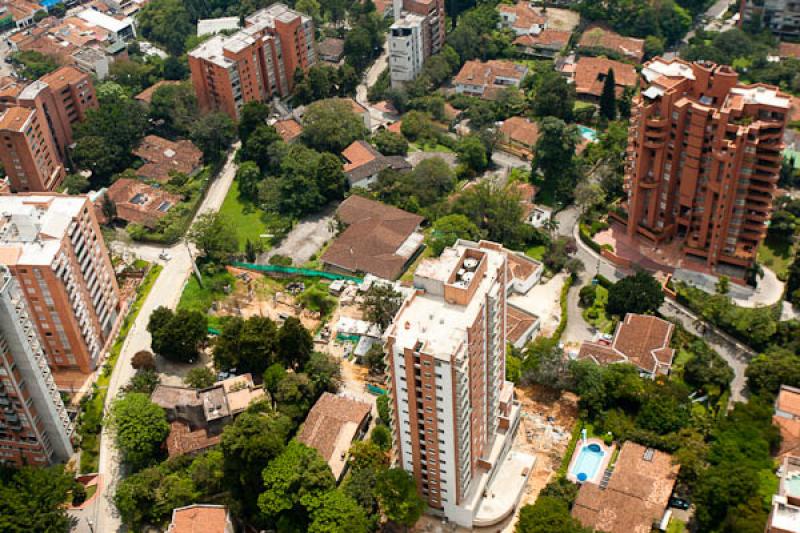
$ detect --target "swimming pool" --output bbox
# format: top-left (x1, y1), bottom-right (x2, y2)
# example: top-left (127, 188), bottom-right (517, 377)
top-left (570, 443), bottom-right (605, 483)
top-left (39, 0), bottom-right (63, 8)
top-left (578, 125), bottom-right (598, 143)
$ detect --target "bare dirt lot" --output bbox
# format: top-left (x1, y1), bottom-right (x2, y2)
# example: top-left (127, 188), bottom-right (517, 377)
top-left (263, 204), bottom-right (336, 264)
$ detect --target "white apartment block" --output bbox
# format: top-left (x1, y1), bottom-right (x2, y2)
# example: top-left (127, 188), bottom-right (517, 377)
top-left (0, 194), bottom-right (120, 376)
top-left (385, 242), bottom-right (534, 528)
top-left (0, 265), bottom-right (74, 466)
top-left (389, 13), bottom-right (427, 87)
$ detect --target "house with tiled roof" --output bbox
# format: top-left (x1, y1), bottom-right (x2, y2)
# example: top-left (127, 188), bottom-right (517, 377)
top-left (273, 117), bottom-right (304, 143)
top-left (297, 392), bottom-right (372, 481)
top-left (499, 116), bottom-right (539, 159)
top-left (321, 195), bottom-right (425, 279)
top-left (565, 56), bottom-right (638, 102)
top-left (774, 385), bottom-right (800, 459)
top-left (341, 140), bottom-right (411, 188)
top-left (101, 178), bottom-right (182, 228)
top-left (497, 2), bottom-right (547, 35)
top-left (779, 42), bottom-right (800, 59)
top-left (578, 25), bottom-right (645, 63)
top-left (454, 60), bottom-right (528, 100)
top-left (572, 442), bottom-right (679, 533)
top-left (514, 29), bottom-right (571, 58)
top-left (577, 314), bottom-right (675, 378)
top-left (133, 135), bottom-right (203, 183)
top-left (167, 504), bottom-right (233, 533)
top-left (317, 37), bottom-right (345, 63)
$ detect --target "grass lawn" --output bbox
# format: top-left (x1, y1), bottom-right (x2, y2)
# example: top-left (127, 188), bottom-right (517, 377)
top-left (526, 244), bottom-right (546, 261)
top-left (219, 180), bottom-right (272, 252)
top-left (408, 141), bottom-right (454, 153)
top-left (582, 285), bottom-right (614, 333)
top-left (574, 100), bottom-right (595, 111)
top-left (177, 268), bottom-right (235, 330)
top-left (666, 518), bottom-right (687, 533)
top-left (758, 237), bottom-right (794, 278)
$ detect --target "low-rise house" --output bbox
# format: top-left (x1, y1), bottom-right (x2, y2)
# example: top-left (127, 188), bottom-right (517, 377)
top-left (766, 455), bottom-right (800, 533)
top-left (317, 37), bottom-right (345, 63)
top-left (566, 56), bottom-right (637, 101)
top-left (499, 116), bottom-right (539, 159)
top-left (779, 42), bottom-right (800, 59)
top-left (321, 195), bottom-right (425, 280)
top-left (577, 25), bottom-right (645, 63)
top-left (273, 117), bottom-right (304, 143)
top-left (167, 505), bottom-right (234, 533)
top-left (297, 392), bottom-right (372, 481)
top-left (151, 374), bottom-right (265, 456)
top-left (341, 140), bottom-right (411, 188)
top-left (774, 385), bottom-right (800, 459)
top-left (135, 80), bottom-right (182, 104)
top-left (514, 29), bottom-right (571, 58)
top-left (76, 8), bottom-right (136, 42)
top-left (133, 135), bottom-right (203, 183)
top-left (497, 2), bottom-right (547, 36)
top-left (576, 314), bottom-right (676, 378)
top-left (454, 60), bottom-right (528, 100)
top-left (0, 0), bottom-right (42, 29)
top-left (572, 442), bottom-right (679, 533)
top-left (514, 182), bottom-right (552, 229)
top-left (101, 178), bottom-right (182, 228)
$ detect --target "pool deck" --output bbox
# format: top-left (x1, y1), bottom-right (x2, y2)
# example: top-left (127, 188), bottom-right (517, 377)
top-left (566, 437), bottom-right (615, 485)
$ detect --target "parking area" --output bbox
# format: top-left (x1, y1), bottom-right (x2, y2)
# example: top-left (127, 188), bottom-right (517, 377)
top-left (263, 204), bottom-right (336, 264)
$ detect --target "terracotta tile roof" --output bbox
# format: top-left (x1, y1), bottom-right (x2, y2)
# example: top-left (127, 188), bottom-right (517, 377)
top-left (572, 442), bottom-right (679, 533)
top-left (343, 97), bottom-right (368, 116)
top-left (500, 116), bottom-right (540, 147)
top-left (514, 29), bottom-right (571, 50)
top-left (104, 178), bottom-right (182, 227)
top-left (317, 37), bottom-right (345, 61)
top-left (373, 100), bottom-right (399, 115)
top-left (168, 504), bottom-right (231, 533)
top-left (577, 313), bottom-right (675, 375)
top-left (0, 106), bottom-right (34, 132)
top-left (443, 103), bottom-right (461, 120)
top-left (321, 195), bottom-right (424, 279)
top-left (779, 42), bottom-right (800, 59)
top-left (134, 80), bottom-right (182, 104)
top-left (778, 385), bottom-right (800, 417)
top-left (498, 2), bottom-right (546, 32)
top-left (39, 66), bottom-right (89, 89)
top-left (506, 304), bottom-right (538, 345)
top-left (387, 120), bottom-right (403, 134)
top-left (578, 25), bottom-right (645, 61)
top-left (454, 60), bottom-right (528, 96)
top-left (133, 135), bottom-right (203, 183)
top-left (165, 420), bottom-right (222, 458)
top-left (274, 118), bottom-right (303, 142)
top-left (297, 392), bottom-right (371, 478)
top-left (574, 56), bottom-right (637, 98)
top-left (775, 416), bottom-right (800, 458)
top-left (341, 140), bottom-right (410, 184)
top-left (2, 0), bottom-right (41, 21)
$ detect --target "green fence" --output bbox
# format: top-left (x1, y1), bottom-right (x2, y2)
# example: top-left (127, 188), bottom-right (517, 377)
top-left (230, 262), bottom-right (363, 282)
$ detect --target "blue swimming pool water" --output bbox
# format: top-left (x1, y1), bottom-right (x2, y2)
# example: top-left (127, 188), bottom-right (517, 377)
top-left (39, 0), bottom-right (63, 8)
top-left (578, 125), bottom-right (598, 143)
top-left (571, 443), bottom-right (605, 482)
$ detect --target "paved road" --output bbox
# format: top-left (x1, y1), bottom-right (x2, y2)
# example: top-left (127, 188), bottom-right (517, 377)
top-left (355, 42), bottom-right (391, 131)
top-left (683, 0), bottom-right (734, 43)
top-left (556, 207), bottom-right (752, 404)
top-left (74, 146), bottom-right (240, 533)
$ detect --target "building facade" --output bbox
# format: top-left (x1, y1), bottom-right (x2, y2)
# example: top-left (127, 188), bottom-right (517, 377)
top-left (0, 194), bottom-right (121, 375)
top-left (188, 3), bottom-right (316, 119)
top-left (388, 0), bottom-right (445, 87)
top-left (0, 67), bottom-right (97, 192)
top-left (385, 242), bottom-right (529, 527)
top-left (0, 265), bottom-right (74, 466)
top-left (616, 58), bottom-right (790, 281)
top-left (741, 0), bottom-right (800, 39)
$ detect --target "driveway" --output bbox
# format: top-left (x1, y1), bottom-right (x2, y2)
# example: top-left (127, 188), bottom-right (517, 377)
top-left (355, 41), bottom-right (391, 131)
top-left (407, 151), bottom-right (458, 168)
top-left (263, 204), bottom-right (337, 264)
top-left (509, 273), bottom-right (567, 338)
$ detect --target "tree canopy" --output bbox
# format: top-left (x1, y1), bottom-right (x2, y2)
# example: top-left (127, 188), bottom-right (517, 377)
top-left (0, 465), bottom-right (78, 533)
top-left (109, 392), bottom-right (170, 471)
top-left (147, 306), bottom-right (208, 363)
top-left (302, 98), bottom-right (367, 153)
top-left (606, 271), bottom-right (664, 316)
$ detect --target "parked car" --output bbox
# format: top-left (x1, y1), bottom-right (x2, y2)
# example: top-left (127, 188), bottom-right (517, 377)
top-left (669, 496), bottom-right (691, 510)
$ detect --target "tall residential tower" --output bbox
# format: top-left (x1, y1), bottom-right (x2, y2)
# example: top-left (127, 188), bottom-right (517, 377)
top-left (614, 58), bottom-right (790, 282)
top-left (388, 0), bottom-right (445, 87)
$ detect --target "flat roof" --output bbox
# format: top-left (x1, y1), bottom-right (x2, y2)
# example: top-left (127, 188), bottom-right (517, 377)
top-left (77, 8), bottom-right (132, 33)
top-left (197, 16), bottom-right (240, 36)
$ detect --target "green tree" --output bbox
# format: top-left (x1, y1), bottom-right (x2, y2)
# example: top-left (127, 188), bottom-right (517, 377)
top-left (305, 351), bottom-right (342, 395)
top-left (213, 315), bottom-right (278, 374)
top-left (522, 337), bottom-right (572, 390)
top-left (302, 98), bottom-right (366, 153)
top-left (276, 317), bottom-right (314, 370)
top-left (10, 50), bottom-right (59, 79)
top-left (137, 0), bottom-right (193, 55)
top-left (746, 347), bottom-right (800, 395)
top-left (344, 26), bottom-right (374, 72)
top-left (516, 495), bottom-right (590, 533)
top-left (188, 212), bottom-right (239, 262)
top-left (606, 271), bottom-right (664, 316)
top-left (599, 68), bottom-right (617, 121)
top-left (258, 441), bottom-right (337, 529)
top-left (451, 182), bottom-right (532, 249)
top-left (376, 394), bottom-right (391, 425)
top-left (457, 134), bottom-right (490, 174)
top-left (274, 372), bottom-right (316, 423)
top-left (184, 366), bottom-right (216, 388)
top-left (308, 489), bottom-right (370, 533)
top-left (72, 137), bottom-right (121, 183)
top-left (109, 393), bottom-right (170, 471)
top-left (0, 465), bottom-right (78, 533)
top-left (241, 124), bottom-right (282, 172)
top-left (236, 160), bottom-right (263, 201)
top-left (148, 82), bottom-right (198, 135)
top-left (124, 368), bottom-right (161, 394)
top-left (62, 173), bottom-right (90, 194)
top-left (370, 424), bottom-right (392, 451)
top-left (533, 117), bottom-right (580, 204)
top-left (238, 101), bottom-right (271, 143)
top-left (683, 341), bottom-right (734, 392)
top-left (109, 60), bottom-right (156, 93)
top-left (532, 70), bottom-right (575, 122)
top-left (342, 441), bottom-right (389, 519)
top-left (190, 112), bottom-right (236, 162)
top-left (361, 284), bottom-right (403, 330)
top-left (428, 214), bottom-right (483, 256)
top-left (221, 411), bottom-right (293, 516)
top-left (376, 468), bottom-right (425, 529)
top-left (147, 307), bottom-right (208, 363)
top-left (372, 130), bottom-right (409, 156)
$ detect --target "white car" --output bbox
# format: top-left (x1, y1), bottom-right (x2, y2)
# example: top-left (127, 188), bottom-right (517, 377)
top-left (158, 251), bottom-right (171, 261)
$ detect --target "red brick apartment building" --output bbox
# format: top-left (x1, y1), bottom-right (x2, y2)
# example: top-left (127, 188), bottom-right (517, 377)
top-left (0, 66), bottom-right (97, 192)
top-left (188, 3), bottom-right (316, 119)
top-left (0, 194), bottom-right (121, 378)
top-left (616, 57), bottom-right (791, 281)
